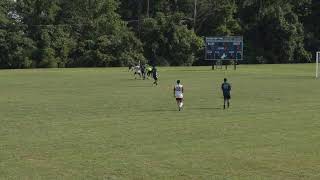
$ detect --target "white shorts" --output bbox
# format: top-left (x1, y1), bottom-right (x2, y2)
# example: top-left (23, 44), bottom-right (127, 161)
top-left (175, 94), bottom-right (183, 99)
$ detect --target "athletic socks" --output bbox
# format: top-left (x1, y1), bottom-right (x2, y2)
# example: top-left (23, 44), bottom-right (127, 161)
top-left (178, 102), bottom-right (183, 111)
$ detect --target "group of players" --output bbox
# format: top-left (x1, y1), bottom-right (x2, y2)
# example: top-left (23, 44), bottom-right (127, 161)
top-left (129, 63), bottom-right (159, 85)
top-left (129, 64), bottom-right (232, 111)
top-left (173, 78), bottom-right (232, 111)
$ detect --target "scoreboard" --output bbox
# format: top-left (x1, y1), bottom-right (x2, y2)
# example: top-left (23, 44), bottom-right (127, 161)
top-left (205, 36), bottom-right (243, 61)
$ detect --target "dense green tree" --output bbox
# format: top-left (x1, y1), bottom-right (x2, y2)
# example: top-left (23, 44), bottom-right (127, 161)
top-left (303, 0), bottom-right (320, 61)
top-left (0, 0), bottom-right (9, 24)
top-left (15, 0), bottom-right (71, 67)
top-left (0, 0), bottom-right (319, 68)
top-left (141, 13), bottom-right (203, 66)
top-left (0, 0), bottom-right (35, 69)
top-left (0, 27), bottom-right (36, 69)
top-left (58, 0), bottom-right (145, 67)
top-left (239, 0), bottom-right (311, 63)
top-left (11, 0), bottom-right (145, 68)
top-left (194, 0), bottom-right (241, 36)
top-left (118, 0), bottom-right (145, 20)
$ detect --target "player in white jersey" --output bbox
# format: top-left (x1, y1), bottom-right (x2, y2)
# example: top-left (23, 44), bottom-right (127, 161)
top-left (173, 80), bottom-right (184, 111)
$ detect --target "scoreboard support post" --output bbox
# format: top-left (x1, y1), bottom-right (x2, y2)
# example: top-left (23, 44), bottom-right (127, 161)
top-left (212, 60), bottom-right (215, 70)
top-left (211, 60), bottom-right (237, 70)
top-left (316, 52), bottom-right (320, 79)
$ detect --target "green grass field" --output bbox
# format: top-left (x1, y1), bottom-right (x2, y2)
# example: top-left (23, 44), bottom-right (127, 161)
top-left (1, 64), bottom-right (320, 180)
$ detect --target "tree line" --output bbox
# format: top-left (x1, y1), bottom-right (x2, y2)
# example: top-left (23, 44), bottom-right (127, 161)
top-left (0, 0), bottom-right (319, 69)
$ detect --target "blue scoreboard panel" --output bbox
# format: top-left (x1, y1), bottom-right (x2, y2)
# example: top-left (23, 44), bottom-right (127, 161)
top-left (205, 36), bottom-right (243, 60)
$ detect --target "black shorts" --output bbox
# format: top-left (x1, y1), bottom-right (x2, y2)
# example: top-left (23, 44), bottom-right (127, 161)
top-left (176, 98), bottom-right (183, 101)
top-left (224, 94), bottom-right (231, 100)
top-left (153, 76), bottom-right (158, 80)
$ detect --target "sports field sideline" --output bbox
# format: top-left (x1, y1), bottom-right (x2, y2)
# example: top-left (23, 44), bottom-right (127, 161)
top-left (0, 64), bottom-right (320, 179)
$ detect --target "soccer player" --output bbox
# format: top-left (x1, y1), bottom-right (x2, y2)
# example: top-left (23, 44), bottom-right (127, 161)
top-left (141, 64), bottom-right (146, 80)
top-left (221, 78), bottom-right (231, 109)
top-left (128, 63), bottom-right (133, 71)
top-left (152, 66), bottom-right (158, 86)
top-left (133, 65), bottom-right (141, 79)
top-left (146, 66), bottom-right (152, 78)
top-left (174, 80), bottom-right (184, 111)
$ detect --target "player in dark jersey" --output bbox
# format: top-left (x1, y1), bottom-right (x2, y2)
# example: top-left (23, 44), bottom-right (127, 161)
top-left (141, 64), bottom-right (146, 80)
top-left (152, 66), bottom-right (158, 86)
top-left (128, 63), bottom-right (133, 71)
top-left (221, 78), bottom-right (231, 109)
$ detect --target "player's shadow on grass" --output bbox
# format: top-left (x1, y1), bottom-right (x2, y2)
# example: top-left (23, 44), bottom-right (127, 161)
top-left (127, 85), bottom-right (153, 88)
top-left (195, 107), bottom-right (222, 110)
top-left (150, 107), bottom-right (222, 112)
top-left (149, 109), bottom-right (178, 112)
